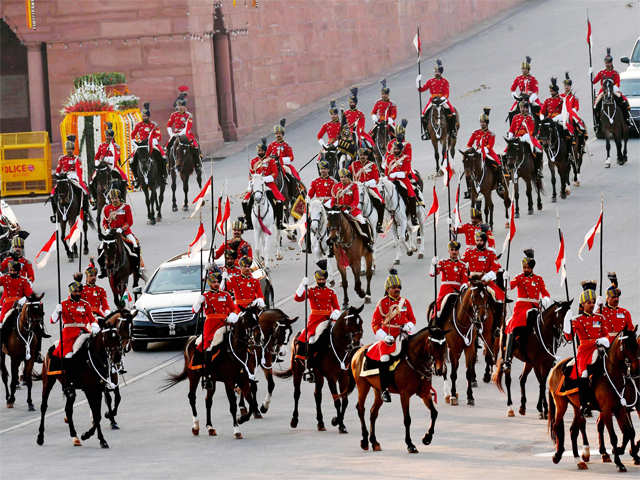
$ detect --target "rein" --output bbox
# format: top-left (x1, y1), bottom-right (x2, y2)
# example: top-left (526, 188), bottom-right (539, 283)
top-left (329, 316), bottom-right (360, 370)
top-left (55, 179), bottom-right (75, 222)
top-left (430, 104), bottom-right (443, 140)
top-left (601, 342), bottom-right (638, 408)
top-left (87, 332), bottom-right (117, 390)
top-left (227, 323), bottom-right (257, 381)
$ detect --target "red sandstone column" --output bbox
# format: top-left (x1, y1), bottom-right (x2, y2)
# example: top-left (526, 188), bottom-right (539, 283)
top-left (26, 43), bottom-right (47, 132)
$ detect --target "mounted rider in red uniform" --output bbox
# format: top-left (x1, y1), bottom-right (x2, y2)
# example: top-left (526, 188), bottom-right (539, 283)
top-left (293, 260), bottom-right (341, 375)
top-left (89, 122), bottom-right (128, 203)
top-left (502, 249), bottom-right (551, 371)
top-left (592, 48), bottom-right (633, 131)
top-left (242, 138), bottom-right (285, 231)
top-left (349, 147), bottom-right (385, 233)
top-left (220, 249), bottom-right (241, 292)
top-left (540, 77), bottom-right (564, 121)
top-left (267, 119), bottom-right (302, 183)
top-left (461, 228), bottom-right (504, 302)
top-left (370, 79), bottom-right (397, 140)
top-left (0, 260), bottom-right (34, 325)
top-left (384, 141), bottom-right (418, 226)
top-left (465, 108), bottom-right (506, 197)
top-left (417, 59), bottom-right (459, 138)
top-left (130, 102), bottom-right (166, 188)
top-left (214, 218), bottom-right (253, 262)
top-left (429, 240), bottom-right (469, 322)
top-left (599, 272), bottom-right (633, 338)
top-left (308, 160), bottom-right (337, 205)
top-left (78, 260), bottom-right (110, 318)
top-left (317, 100), bottom-right (342, 152)
top-left (366, 269), bottom-right (417, 402)
top-left (509, 56), bottom-right (542, 114)
top-left (452, 207), bottom-right (496, 251)
top-left (331, 169), bottom-right (373, 249)
top-left (0, 236), bottom-right (34, 283)
top-left (560, 72), bottom-right (587, 139)
top-left (344, 88), bottom-right (374, 147)
top-left (507, 97), bottom-right (544, 179)
top-left (225, 256), bottom-right (265, 310)
top-left (385, 119), bottom-right (413, 160)
top-left (51, 134), bottom-right (89, 206)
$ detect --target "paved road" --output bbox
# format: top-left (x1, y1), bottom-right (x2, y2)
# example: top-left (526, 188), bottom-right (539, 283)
top-left (2, 0), bottom-right (640, 477)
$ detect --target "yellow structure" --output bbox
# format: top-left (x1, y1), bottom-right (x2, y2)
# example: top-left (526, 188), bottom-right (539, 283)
top-left (0, 131), bottom-right (51, 197)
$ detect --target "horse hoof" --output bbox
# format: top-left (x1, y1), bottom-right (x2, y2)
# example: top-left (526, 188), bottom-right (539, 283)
top-left (290, 418), bottom-right (298, 429)
top-left (519, 407), bottom-right (526, 416)
top-left (239, 407), bottom-right (248, 417)
top-left (617, 464), bottom-right (627, 473)
top-left (393, 259), bottom-right (400, 265)
top-left (6, 403), bottom-right (13, 408)
top-left (602, 453), bottom-right (612, 463)
top-left (581, 448), bottom-right (590, 463)
top-left (28, 403), bottom-right (35, 412)
top-left (208, 427), bottom-right (217, 436)
top-left (260, 405), bottom-right (268, 414)
top-left (364, 296), bottom-right (371, 304)
top-left (574, 181), bottom-right (581, 187)
top-left (276, 254), bottom-right (283, 260)
top-left (577, 461), bottom-right (588, 470)
top-left (538, 412), bottom-right (544, 420)
top-left (182, 205), bottom-right (189, 212)
top-left (515, 212), bottom-right (520, 219)
top-left (361, 440), bottom-right (369, 451)
top-left (83, 248), bottom-right (89, 255)
top-left (234, 432), bottom-right (243, 439)
top-left (253, 412), bottom-right (263, 420)
top-left (445, 395), bottom-right (450, 404)
top-left (450, 397), bottom-right (458, 406)
top-left (36, 434), bottom-right (44, 446)
top-left (552, 452), bottom-right (562, 464)
top-left (407, 444), bottom-right (419, 454)
top-left (67, 257), bottom-right (75, 263)
top-left (551, 196), bottom-right (557, 203)
top-left (64, 416), bottom-right (68, 424)
top-left (604, 161), bottom-right (611, 169)
top-left (527, 209), bottom-right (533, 215)
top-left (331, 417), bottom-right (338, 427)
top-left (483, 373), bottom-right (491, 383)
top-left (372, 443), bottom-right (382, 452)
top-left (81, 431), bottom-right (91, 441)
top-left (338, 425), bottom-right (348, 434)
top-left (172, 205), bottom-right (178, 212)
top-left (72, 437), bottom-right (82, 447)
top-left (471, 380), bottom-right (478, 388)
top-left (537, 203), bottom-right (543, 211)
top-left (156, 214), bottom-right (162, 221)
top-left (317, 423), bottom-right (326, 432)
top-left (192, 427), bottom-right (199, 436)
top-left (100, 440), bottom-right (109, 449)
top-left (467, 398), bottom-right (475, 406)
top-left (418, 253), bottom-right (424, 259)
top-left (422, 434), bottom-right (432, 445)
top-left (407, 251), bottom-right (413, 257)
top-left (507, 408), bottom-right (515, 417)
top-left (111, 423), bottom-right (119, 430)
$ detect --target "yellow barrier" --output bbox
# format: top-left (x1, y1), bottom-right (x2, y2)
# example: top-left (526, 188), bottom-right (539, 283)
top-left (0, 131), bottom-right (52, 197)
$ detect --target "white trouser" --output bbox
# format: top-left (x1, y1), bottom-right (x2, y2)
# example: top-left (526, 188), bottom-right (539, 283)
top-left (195, 325), bottom-right (230, 351)
top-left (58, 333), bottom-right (90, 358)
top-left (379, 336), bottom-right (403, 362)
top-left (126, 233), bottom-right (138, 248)
top-left (581, 350), bottom-right (599, 378)
top-left (308, 320), bottom-right (330, 344)
top-left (518, 133), bottom-right (541, 153)
top-left (354, 213), bottom-right (366, 224)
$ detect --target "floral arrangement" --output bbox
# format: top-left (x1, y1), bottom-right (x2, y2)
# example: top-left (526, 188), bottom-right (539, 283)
top-left (62, 79), bottom-right (139, 113)
top-left (73, 72), bottom-right (126, 88)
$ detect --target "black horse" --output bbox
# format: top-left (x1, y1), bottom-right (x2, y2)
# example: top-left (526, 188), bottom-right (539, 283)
top-left (51, 174), bottom-right (92, 261)
top-left (133, 141), bottom-right (166, 224)
top-left (168, 135), bottom-right (202, 212)
top-left (503, 137), bottom-right (543, 217)
top-left (538, 118), bottom-right (571, 202)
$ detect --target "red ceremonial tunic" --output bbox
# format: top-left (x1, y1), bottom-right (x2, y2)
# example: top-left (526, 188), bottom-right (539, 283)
top-left (568, 312), bottom-right (608, 377)
top-left (370, 100), bottom-right (397, 123)
top-left (308, 177), bottom-right (336, 200)
top-left (349, 160), bottom-right (382, 202)
top-left (467, 129), bottom-right (502, 164)
top-left (294, 285), bottom-right (340, 342)
top-left (81, 284), bottom-right (110, 317)
top-left (226, 274), bottom-right (263, 309)
top-left (385, 139), bottom-right (413, 163)
top-left (222, 265), bottom-right (241, 291)
top-left (366, 295), bottom-right (416, 361)
top-left (560, 91), bottom-right (585, 133)
top-left (213, 239), bottom-right (253, 261)
top-left (132, 120), bottom-right (165, 156)
top-left (419, 76), bottom-right (454, 113)
top-left (244, 155), bottom-right (285, 202)
top-left (430, 258), bottom-right (469, 311)
top-left (51, 297), bottom-right (96, 358)
top-left (510, 74), bottom-right (541, 109)
top-left (508, 113), bottom-right (543, 150)
top-left (266, 141), bottom-right (301, 182)
top-left (0, 274), bottom-right (34, 323)
top-left (592, 68), bottom-right (621, 94)
top-left (94, 141), bottom-right (127, 180)
top-left (601, 305), bottom-right (633, 338)
top-left (453, 223), bottom-right (496, 249)
top-left (193, 290), bottom-right (238, 352)
top-left (0, 256), bottom-right (35, 283)
top-left (102, 203), bottom-right (134, 236)
top-left (461, 247), bottom-right (504, 301)
top-left (167, 111), bottom-right (199, 148)
top-left (53, 154), bottom-right (88, 194)
top-left (344, 108), bottom-right (365, 134)
top-left (317, 121), bottom-right (342, 144)
top-left (331, 182), bottom-right (361, 217)
top-left (540, 96), bottom-right (563, 118)
top-left (384, 153), bottom-right (416, 197)
top-left (506, 273), bottom-right (550, 333)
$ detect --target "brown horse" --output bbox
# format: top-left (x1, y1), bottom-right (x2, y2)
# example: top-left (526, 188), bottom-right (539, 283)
top-left (37, 326), bottom-right (124, 448)
top-left (503, 137), bottom-right (543, 217)
top-left (275, 305), bottom-right (364, 433)
top-left (51, 174), bottom-right (92, 261)
top-left (161, 308), bottom-right (261, 439)
top-left (351, 326), bottom-right (448, 453)
top-left (326, 209), bottom-right (373, 307)
top-left (537, 118), bottom-right (571, 202)
top-left (0, 293), bottom-right (45, 410)
top-left (101, 229), bottom-right (141, 309)
top-left (599, 78), bottom-right (629, 166)
top-left (169, 134), bottom-right (202, 212)
top-left (548, 326), bottom-right (640, 471)
top-left (423, 97), bottom-right (458, 173)
top-left (493, 300), bottom-right (572, 418)
top-left (460, 148), bottom-right (510, 229)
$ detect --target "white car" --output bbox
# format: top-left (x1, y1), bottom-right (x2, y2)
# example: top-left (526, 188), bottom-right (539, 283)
top-left (620, 70), bottom-right (640, 134)
top-left (620, 36), bottom-right (640, 72)
top-left (130, 252), bottom-right (274, 351)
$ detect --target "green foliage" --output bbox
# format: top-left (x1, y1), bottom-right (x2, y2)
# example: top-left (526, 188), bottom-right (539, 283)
top-left (74, 72), bottom-right (127, 88)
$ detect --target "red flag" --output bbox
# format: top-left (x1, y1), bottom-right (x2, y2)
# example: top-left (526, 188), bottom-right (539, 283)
top-left (586, 18), bottom-right (591, 47)
top-left (427, 185), bottom-right (440, 227)
top-left (555, 230), bottom-right (567, 286)
top-left (440, 155), bottom-right (454, 186)
top-left (452, 181), bottom-right (462, 228)
top-left (35, 231), bottom-right (57, 269)
top-left (188, 222), bottom-right (207, 257)
top-left (190, 176), bottom-right (212, 218)
top-left (216, 197), bottom-right (231, 235)
top-left (502, 202), bottom-right (516, 255)
top-left (413, 28), bottom-right (422, 55)
top-left (64, 210), bottom-right (84, 247)
top-left (578, 208), bottom-right (602, 260)
top-left (215, 196), bottom-right (222, 230)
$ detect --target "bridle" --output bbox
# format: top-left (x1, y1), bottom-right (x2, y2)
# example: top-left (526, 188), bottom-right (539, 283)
top-left (15, 300), bottom-right (44, 361)
top-left (309, 202), bottom-right (329, 255)
top-left (601, 78), bottom-right (617, 126)
top-left (327, 210), bottom-right (352, 250)
top-left (463, 150), bottom-right (485, 195)
top-left (54, 176), bottom-right (75, 222)
top-left (227, 309), bottom-right (262, 381)
top-left (329, 309), bottom-right (363, 370)
top-left (259, 318), bottom-right (293, 369)
top-left (539, 119), bottom-right (561, 164)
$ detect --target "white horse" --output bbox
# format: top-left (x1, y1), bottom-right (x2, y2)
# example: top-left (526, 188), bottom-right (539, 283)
top-left (379, 176), bottom-right (419, 264)
top-left (307, 198), bottom-right (336, 282)
top-left (249, 174), bottom-right (281, 268)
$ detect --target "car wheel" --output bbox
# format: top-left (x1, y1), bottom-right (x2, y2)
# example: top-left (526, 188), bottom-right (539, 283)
top-left (131, 340), bottom-right (148, 352)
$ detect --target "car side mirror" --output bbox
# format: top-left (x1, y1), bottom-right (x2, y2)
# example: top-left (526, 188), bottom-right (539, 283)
top-left (621, 56), bottom-right (630, 64)
top-left (132, 286), bottom-right (142, 300)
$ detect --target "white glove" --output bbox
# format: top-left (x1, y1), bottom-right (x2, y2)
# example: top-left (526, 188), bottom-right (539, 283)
top-left (104, 309), bottom-right (112, 316)
top-left (507, 132), bottom-right (514, 139)
top-left (90, 322), bottom-right (101, 335)
top-left (331, 140), bottom-right (339, 147)
top-left (318, 138), bottom-right (327, 148)
top-left (192, 294), bottom-right (205, 313)
top-left (503, 273), bottom-right (510, 286)
top-left (595, 295), bottom-right (605, 309)
top-left (482, 271), bottom-right (496, 282)
top-left (263, 175), bottom-right (274, 183)
top-left (384, 334), bottom-right (395, 345)
top-left (402, 322), bottom-right (416, 334)
top-left (226, 312), bottom-right (239, 324)
top-left (446, 217), bottom-right (452, 225)
top-left (596, 337), bottom-right (610, 348)
top-left (167, 127), bottom-right (174, 137)
top-left (387, 117), bottom-right (395, 126)
top-left (330, 309), bottom-right (341, 320)
top-left (563, 309), bottom-right (574, 335)
top-left (17, 297), bottom-right (27, 306)
top-left (296, 277), bottom-right (308, 297)
top-left (511, 91), bottom-right (519, 100)
top-left (364, 179), bottom-right (376, 187)
top-left (391, 172), bottom-right (406, 179)
top-left (431, 256), bottom-right (438, 266)
top-left (252, 297), bottom-right (266, 308)
top-left (371, 114), bottom-right (378, 123)
top-left (282, 156), bottom-right (291, 165)
top-left (116, 228), bottom-right (122, 234)
top-left (375, 329), bottom-right (388, 341)
top-left (541, 296), bottom-right (552, 309)
top-left (429, 264), bottom-right (436, 277)
top-left (222, 271), bottom-right (229, 281)
top-left (416, 74), bottom-right (422, 88)
top-left (50, 304), bottom-right (63, 323)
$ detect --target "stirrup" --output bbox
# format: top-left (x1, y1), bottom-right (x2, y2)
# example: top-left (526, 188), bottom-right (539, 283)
top-left (303, 369), bottom-right (315, 383)
top-left (381, 390), bottom-right (392, 403)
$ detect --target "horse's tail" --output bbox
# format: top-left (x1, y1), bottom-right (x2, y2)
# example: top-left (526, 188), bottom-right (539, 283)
top-left (491, 330), bottom-right (505, 393)
top-left (548, 384), bottom-right (557, 442)
top-left (160, 366), bottom-right (189, 392)
top-left (31, 368), bottom-right (42, 381)
top-left (84, 208), bottom-right (96, 230)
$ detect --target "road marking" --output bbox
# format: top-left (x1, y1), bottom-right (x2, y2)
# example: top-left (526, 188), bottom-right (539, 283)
top-left (0, 354), bottom-right (182, 435)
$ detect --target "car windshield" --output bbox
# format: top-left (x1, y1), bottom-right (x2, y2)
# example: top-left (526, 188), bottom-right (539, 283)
top-left (146, 265), bottom-right (201, 294)
top-left (632, 40), bottom-right (640, 63)
top-left (621, 78), bottom-right (640, 97)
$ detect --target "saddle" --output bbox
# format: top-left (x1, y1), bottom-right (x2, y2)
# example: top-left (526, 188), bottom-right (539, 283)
top-left (361, 345), bottom-right (405, 378)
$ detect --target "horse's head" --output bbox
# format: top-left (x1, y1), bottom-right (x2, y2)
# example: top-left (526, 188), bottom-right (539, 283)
top-left (308, 199), bottom-right (326, 237)
top-left (250, 174), bottom-right (266, 202)
top-left (101, 229), bottom-right (124, 275)
top-left (425, 326), bottom-right (449, 376)
top-left (537, 118), bottom-right (556, 145)
top-left (460, 148), bottom-right (481, 173)
top-left (326, 207), bottom-right (342, 236)
top-left (103, 308), bottom-right (135, 357)
top-left (609, 325), bottom-right (640, 377)
top-left (54, 174), bottom-right (73, 203)
top-left (259, 309), bottom-right (297, 360)
top-left (602, 77), bottom-right (615, 100)
top-left (503, 137), bottom-right (523, 164)
top-left (462, 275), bottom-right (492, 326)
top-left (20, 292), bottom-right (45, 336)
top-left (336, 304), bottom-right (364, 349)
top-left (543, 299), bottom-right (572, 339)
top-left (236, 304), bottom-right (262, 352)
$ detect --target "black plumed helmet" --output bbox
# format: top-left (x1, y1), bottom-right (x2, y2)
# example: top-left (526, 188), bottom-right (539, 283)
top-left (550, 77), bottom-right (559, 92)
top-left (380, 78), bottom-right (390, 94)
top-left (480, 107), bottom-right (491, 123)
top-left (605, 47), bottom-right (613, 62)
top-left (564, 71), bottom-right (572, 86)
top-left (316, 259), bottom-right (328, 271)
top-left (257, 137), bottom-right (267, 151)
top-left (329, 99), bottom-right (338, 115)
top-left (435, 58), bottom-right (444, 74)
top-left (581, 280), bottom-right (597, 291)
top-left (349, 87), bottom-right (358, 103)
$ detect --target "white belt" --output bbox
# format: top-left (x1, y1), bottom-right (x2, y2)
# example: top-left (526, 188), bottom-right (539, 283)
top-left (516, 298), bottom-right (539, 303)
top-left (63, 323), bottom-right (87, 328)
top-left (441, 281), bottom-right (461, 286)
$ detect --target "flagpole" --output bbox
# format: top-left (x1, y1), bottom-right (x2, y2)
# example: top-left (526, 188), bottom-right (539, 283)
top-left (599, 194), bottom-right (603, 296)
top-left (55, 218), bottom-right (64, 380)
top-left (416, 25), bottom-right (423, 140)
top-left (432, 200), bottom-right (438, 303)
top-left (78, 231), bottom-right (82, 272)
top-left (303, 225), bottom-right (310, 373)
top-left (207, 175), bottom-right (216, 264)
top-left (556, 209), bottom-right (570, 302)
top-left (446, 152), bottom-right (452, 239)
top-left (587, 11), bottom-right (596, 130)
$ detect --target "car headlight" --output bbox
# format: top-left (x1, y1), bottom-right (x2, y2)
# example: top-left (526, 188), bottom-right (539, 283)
top-left (133, 309), bottom-right (150, 323)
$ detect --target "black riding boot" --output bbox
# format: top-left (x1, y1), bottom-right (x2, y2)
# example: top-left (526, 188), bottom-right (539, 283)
top-left (448, 113), bottom-right (457, 138)
top-left (97, 248), bottom-right (107, 278)
top-left (242, 200), bottom-right (254, 230)
top-left (503, 333), bottom-right (515, 371)
top-left (578, 378), bottom-right (591, 415)
top-left (326, 236), bottom-right (335, 258)
top-left (379, 360), bottom-right (393, 403)
top-left (374, 199), bottom-right (385, 233)
top-left (275, 201), bottom-right (284, 230)
top-left (620, 97), bottom-right (634, 127)
top-left (362, 222), bottom-right (374, 251)
top-left (593, 102), bottom-right (602, 134)
top-left (130, 157), bottom-right (140, 188)
top-left (408, 196), bottom-right (418, 226)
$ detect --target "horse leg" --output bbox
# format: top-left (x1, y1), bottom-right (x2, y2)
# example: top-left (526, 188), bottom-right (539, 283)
top-left (401, 392), bottom-right (418, 453)
top-left (156, 181), bottom-right (165, 220)
top-left (604, 412), bottom-right (627, 471)
top-left (89, 391), bottom-right (109, 448)
top-left (518, 363), bottom-right (532, 416)
top-left (339, 266), bottom-right (349, 308)
top-left (314, 375), bottom-right (326, 431)
top-left (550, 395), bottom-right (568, 464)
top-left (368, 389), bottom-right (383, 451)
top-left (605, 137), bottom-right (611, 167)
top-left (182, 173), bottom-right (189, 211)
top-left (36, 373), bottom-right (56, 445)
top-left (260, 369), bottom-right (275, 414)
top-left (356, 380), bottom-right (371, 450)
top-left (290, 364), bottom-right (302, 428)
top-left (447, 349), bottom-right (459, 406)
top-left (513, 180), bottom-right (520, 218)
top-left (615, 409), bottom-right (640, 464)
top-left (364, 254), bottom-right (373, 304)
top-left (8, 356), bottom-right (19, 407)
top-left (225, 381), bottom-right (243, 439)
top-left (596, 415), bottom-right (610, 462)
top-left (525, 179), bottom-right (533, 215)
top-left (549, 163), bottom-right (557, 202)
top-left (421, 389), bottom-right (438, 445)
top-left (351, 261), bottom-right (365, 299)
top-left (64, 386), bottom-right (81, 446)
top-left (569, 408), bottom-right (587, 469)
top-left (188, 374), bottom-right (200, 435)
top-left (336, 376), bottom-right (350, 433)
top-left (1, 352), bottom-right (10, 404)
top-left (171, 168), bottom-right (178, 211)
top-left (23, 359), bottom-right (33, 411)
top-left (432, 139), bottom-right (440, 172)
top-left (238, 393), bottom-right (248, 418)
top-left (103, 390), bottom-right (115, 426)
top-left (205, 382), bottom-right (217, 436)
top-left (464, 344), bottom-right (476, 406)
